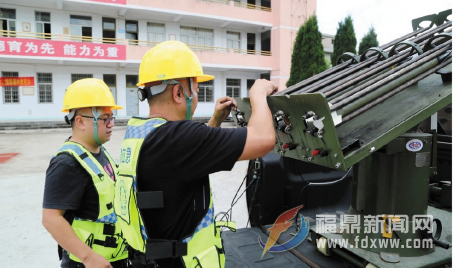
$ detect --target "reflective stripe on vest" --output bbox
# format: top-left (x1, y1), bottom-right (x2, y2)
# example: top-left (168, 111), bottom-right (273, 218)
top-left (54, 142), bottom-right (127, 263)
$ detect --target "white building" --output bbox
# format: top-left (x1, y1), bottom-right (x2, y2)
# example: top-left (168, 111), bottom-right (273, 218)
top-left (0, 0), bottom-right (315, 121)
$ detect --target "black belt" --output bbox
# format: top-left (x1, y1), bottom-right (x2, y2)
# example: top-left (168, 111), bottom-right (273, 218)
top-left (68, 259), bottom-right (129, 268)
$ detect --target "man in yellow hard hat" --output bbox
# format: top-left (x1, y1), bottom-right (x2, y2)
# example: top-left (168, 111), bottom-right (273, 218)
top-left (114, 41), bottom-right (277, 268)
top-left (42, 78), bottom-right (128, 268)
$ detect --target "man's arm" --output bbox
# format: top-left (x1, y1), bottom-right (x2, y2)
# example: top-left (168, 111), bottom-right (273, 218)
top-left (208, 96), bottom-right (237, 128)
top-left (238, 79), bottom-right (277, 161)
top-left (42, 209), bottom-right (112, 268)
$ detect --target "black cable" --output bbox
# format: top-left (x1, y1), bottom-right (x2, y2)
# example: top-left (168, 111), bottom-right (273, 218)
top-left (218, 162), bottom-right (255, 222)
top-left (296, 167), bottom-right (353, 206)
top-left (246, 170), bottom-right (261, 228)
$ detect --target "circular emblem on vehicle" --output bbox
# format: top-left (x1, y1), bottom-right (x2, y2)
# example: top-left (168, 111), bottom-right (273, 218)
top-left (119, 180), bottom-right (128, 216)
top-left (406, 139), bottom-right (423, 152)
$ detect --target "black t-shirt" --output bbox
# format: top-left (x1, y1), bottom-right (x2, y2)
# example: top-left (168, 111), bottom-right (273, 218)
top-left (137, 119), bottom-right (247, 268)
top-left (43, 146), bottom-right (116, 222)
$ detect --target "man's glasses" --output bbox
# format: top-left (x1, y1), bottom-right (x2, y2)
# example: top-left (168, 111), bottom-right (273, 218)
top-left (80, 115), bottom-right (115, 125)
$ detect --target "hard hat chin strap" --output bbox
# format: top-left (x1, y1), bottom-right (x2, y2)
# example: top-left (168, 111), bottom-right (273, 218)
top-left (165, 78), bottom-right (194, 120)
top-left (92, 107), bottom-right (103, 146)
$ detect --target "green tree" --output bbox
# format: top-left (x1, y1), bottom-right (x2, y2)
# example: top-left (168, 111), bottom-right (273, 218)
top-left (358, 26), bottom-right (379, 55)
top-left (331, 16), bottom-right (357, 67)
top-left (286, 15), bottom-right (328, 87)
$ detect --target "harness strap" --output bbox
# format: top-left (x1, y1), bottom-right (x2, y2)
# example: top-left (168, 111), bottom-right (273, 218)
top-left (94, 236), bottom-right (118, 248)
top-left (136, 191), bottom-right (164, 209)
top-left (145, 239), bottom-right (187, 260)
top-left (103, 224), bottom-right (116, 236)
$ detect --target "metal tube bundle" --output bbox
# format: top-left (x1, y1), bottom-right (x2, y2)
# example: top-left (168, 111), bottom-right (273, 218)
top-left (279, 15), bottom-right (452, 126)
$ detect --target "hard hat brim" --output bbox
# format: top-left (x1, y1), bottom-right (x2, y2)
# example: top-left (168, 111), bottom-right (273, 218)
top-left (61, 104), bottom-right (123, 113)
top-left (137, 74), bottom-right (215, 87)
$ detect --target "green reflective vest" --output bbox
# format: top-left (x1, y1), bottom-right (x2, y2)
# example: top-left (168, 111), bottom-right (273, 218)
top-left (114, 117), bottom-right (236, 268)
top-left (54, 142), bottom-right (128, 263)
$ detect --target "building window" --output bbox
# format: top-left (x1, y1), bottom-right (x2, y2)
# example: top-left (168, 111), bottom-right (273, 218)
top-left (2, 71), bottom-right (19, 104)
top-left (103, 74), bottom-right (116, 87)
top-left (147, 22), bottom-right (165, 43)
top-left (0, 8), bottom-right (16, 37)
top-left (180, 26), bottom-right (214, 47)
top-left (71, 74), bottom-right (93, 83)
top-left (126, 75), bottom-right (138, 87)
top-left (226, 78), bottom-right (241, 98)
top-left (70, 15), bottom-right (92, 41)
top-left (126, 20), bottom-right (138, 45)
top-left (102, 17), bottom-right (116, 43)
top-left (38, 73), bottom-right (52, 103)
top-left (198, 80), bottom-right (214, 102)
top-left (35, 11), bottom-right (51, 39)
top-left (227, 31), bottom-right (240, 49)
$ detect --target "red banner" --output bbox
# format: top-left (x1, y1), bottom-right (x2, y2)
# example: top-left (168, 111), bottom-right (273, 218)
top-left (0, 77), bottom-right (35, 86)
top-left (83, 0), bottom-right (127, 4)
top-left (0, 37), bottom-right (126, 61)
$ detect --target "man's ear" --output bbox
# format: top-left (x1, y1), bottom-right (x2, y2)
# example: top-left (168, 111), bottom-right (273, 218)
top-left (73, 116), bottom-right (86, 130)
top-left (172, 84), bottom-right (184, 104)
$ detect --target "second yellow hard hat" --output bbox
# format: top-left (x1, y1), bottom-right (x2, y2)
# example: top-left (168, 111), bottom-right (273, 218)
top-left (138, 41), bottom-right (214, 86)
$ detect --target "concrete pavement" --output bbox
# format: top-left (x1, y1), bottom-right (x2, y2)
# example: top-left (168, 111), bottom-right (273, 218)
top-left (0, 124), bottom-right (249, 267)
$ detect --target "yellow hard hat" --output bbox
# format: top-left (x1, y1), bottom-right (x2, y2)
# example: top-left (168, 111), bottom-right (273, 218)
top-left (61, 78), bottom-right (122, 112)
top-left (137, 41), bottom-right (214, 86)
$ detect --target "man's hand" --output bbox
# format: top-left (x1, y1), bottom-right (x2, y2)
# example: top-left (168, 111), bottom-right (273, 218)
top-left (250, 79), bottom-right (278, 96)
top-left (208, 96), bottom-right (237, 127)
top-left (82, 251), bottom-right (113, 268)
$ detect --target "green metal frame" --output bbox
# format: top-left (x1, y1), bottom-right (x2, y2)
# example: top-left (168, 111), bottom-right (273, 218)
top-left (232, 70), bottom-right (452, 171)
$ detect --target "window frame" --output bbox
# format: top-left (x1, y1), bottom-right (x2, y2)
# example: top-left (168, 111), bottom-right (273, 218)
top-left (226, 31), bottom-right (241, 50)
top-left (71, 73), bottom-right (93, 84)
top-left (0, 8), bottom-right (17, 37)
top-left (147, 22), bottom-right (165, 44)
top-left (35, 11), bottom-right (51, 39)
top-left (126, 75), bottom-right (138, 88)
top-left (37, 73), bottom-right (53, 104)
top-left (2, 71), bottom-right (19, 104)
top-left (180, 26), bottom-right (214, 48)
top-left (226, 78), bottom-right (241, 98)
top-left (125, 20), bottom-right (138, 45)
top-left (198, 80), bottom-right (214, 103)
top-left (102, 17), bottom-right (116, 43)
top-left (70, 15), bottom-right (92, 41)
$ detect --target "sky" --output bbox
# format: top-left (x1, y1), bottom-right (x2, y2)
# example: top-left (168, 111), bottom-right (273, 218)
top-left (317, 0), bottom-right (452, 49)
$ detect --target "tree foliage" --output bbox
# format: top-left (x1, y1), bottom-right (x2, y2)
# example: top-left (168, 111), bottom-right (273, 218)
top-left (358, 26), bottom-right (379, 56)
top-left (286, 15), bottom-right (328, 87)
top-left (331, 16), bottom-right (357, 67)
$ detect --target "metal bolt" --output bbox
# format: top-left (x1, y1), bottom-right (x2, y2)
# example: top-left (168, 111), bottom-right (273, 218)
top-left (306, 148), bottom-right (311, 152)
top-left (333, 154), bottom-right (338, 158)
top-left (335, 163), bottom-right (341, 169)
top-left (301, 155), bottom-right (306, 160)
top-left (369, 147), bottom-right (376, 153)
top-left (275, 149), bottom-right (279, 153)
top-left (308, 157), bottom-right (314, 162)
top-left (279, 151), bottom-right (284, 155)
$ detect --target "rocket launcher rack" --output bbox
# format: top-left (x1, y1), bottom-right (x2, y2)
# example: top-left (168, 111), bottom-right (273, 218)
top-left (232, 9), bottom-right (452, 171)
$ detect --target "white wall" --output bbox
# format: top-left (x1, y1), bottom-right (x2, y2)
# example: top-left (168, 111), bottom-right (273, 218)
top-left (0, 62), bottom-right (136, 120)
top-left (0, 61), bottom-right (262, 120)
